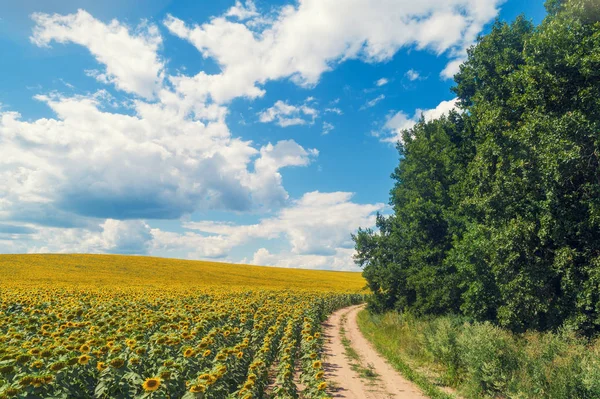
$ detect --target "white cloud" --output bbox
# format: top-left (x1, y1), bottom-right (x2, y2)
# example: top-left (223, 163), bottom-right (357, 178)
top-left (440, 58), bottom-right (464, 79)
top-left (405, 69), bottom-right (421, 81)
top-left (3, 3), bottom-right (495, 269)
top-left (250, 247), bottom-right (360, 271)
top-left (164, 0), bottom-right (502, 103)
top-left (382, 97), bottom-right (458, 143)
top-left (324, 107), bottom-right (343, 115)
top-left (181, 191), bottom-right (383, 259)
top-left (31, 10), bottom-right (164, 99)
top-left (0, 219), bottom-right (152, 255)
top-left (0, 90), bottom-right (317, 224)
top-left (225, 1), bottom-right (259, 20)
top-left (322, 122), bottom-right (334, 135)
top-left (375, 78), bottom-right (389, 86)
top-left (258, 100), bottom-right (318, 127)
top-left (361, 94), bottom-right (385, 110)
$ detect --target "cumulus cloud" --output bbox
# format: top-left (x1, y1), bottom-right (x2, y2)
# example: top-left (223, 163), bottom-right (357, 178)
top-left (31, 10), bottom-right (164, 99)
top-left (375, 78), bottom-right (389, 86)
top-left (258, 100), bottom-right (318, 127)
top-left (381, 98), bottom-right (458, 143)
top-left (0, 90), bottom-right (317, 223)
top-left (164, 0), bottom-right (502, 103)
top-left (177, 191), bottom-right (384, 260)
top-left (0, 219), bottom-right (152, 255)
top-left (2, 3), bottom-right (497, 269)
top-left (225, 1), bottom-right (260, 20)
top-left (250, 247), bottom-right (360, 271)
top-left (440, 58), bottom-right (464, 79)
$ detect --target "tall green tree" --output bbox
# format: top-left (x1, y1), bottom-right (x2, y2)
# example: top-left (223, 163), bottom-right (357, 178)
top-left (355, 112), bottom-right (470, 315)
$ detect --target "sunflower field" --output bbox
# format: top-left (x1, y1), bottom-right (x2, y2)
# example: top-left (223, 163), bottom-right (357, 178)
top-left (0, 255), bottom-right (366, 399)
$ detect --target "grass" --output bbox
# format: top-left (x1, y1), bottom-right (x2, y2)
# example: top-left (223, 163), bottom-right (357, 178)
top-left (356, 310), bottom-right (458, 399)
top-left (0, 253), bottom-right (366, 291)
top-left (357, 309), bottom-right (600, 399)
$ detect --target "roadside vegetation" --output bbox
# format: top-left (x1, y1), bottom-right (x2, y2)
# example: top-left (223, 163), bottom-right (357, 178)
top-left (357, 310), bottom-right (600, 399)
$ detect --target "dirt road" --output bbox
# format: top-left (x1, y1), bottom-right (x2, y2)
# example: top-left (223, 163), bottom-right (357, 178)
top-left (322, 304), bottom-right (428, 399)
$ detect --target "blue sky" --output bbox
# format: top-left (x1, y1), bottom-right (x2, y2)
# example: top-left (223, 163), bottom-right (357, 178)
top-left (0, 0), bottom-right (546, 270)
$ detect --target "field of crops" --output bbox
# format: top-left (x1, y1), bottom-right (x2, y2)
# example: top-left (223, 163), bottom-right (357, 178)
top-left (0, 255), bottom-right (366, 399)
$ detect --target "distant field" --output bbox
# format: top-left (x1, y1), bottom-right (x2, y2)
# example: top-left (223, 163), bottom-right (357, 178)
top-left (0, 254), bottom-right (366, 291)
top-left (0, 254), bottom-right (366, 398)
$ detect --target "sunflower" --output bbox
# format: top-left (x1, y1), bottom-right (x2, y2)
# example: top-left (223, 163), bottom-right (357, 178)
top-left (189, 384), bottom-right (206, 393)
top-left (312, 360), bottom-right (322, 369)
top-left (79, 344), bottom-right (90, 353)
top-left (49, 361), bottom-right (67, 371)
top-left (203, 349), bottom-right (211, 357)
top-left (78, 355), bottom-right (91, 365)
top-left (142, 377), bottom-right (161, 392)
top-left (97, 362), bottom-right (108, 371)
top-left (183, 348), bottom-right (194, 358)
top-left (317, 381), bottom-right (327, 390)
top-left (109, 358), bottom-right (125, 369)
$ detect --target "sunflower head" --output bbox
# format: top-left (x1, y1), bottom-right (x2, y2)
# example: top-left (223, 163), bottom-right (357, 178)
top-left (109, 358), bottom-right (125, 369)
top-left (142, 377), bottom-right (161, 392)
top-left (190, 384), bottom-right (206, 393)
top-left (78, 355), bottom-right (91, 365)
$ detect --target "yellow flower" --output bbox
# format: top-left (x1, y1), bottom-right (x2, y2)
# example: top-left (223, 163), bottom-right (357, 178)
top-left (317, 381), bottom-right (327, 390)
top-left (79, 344), bottom-right (90, 353)
top-left (312, 360), bottom-right (322, 369)
top-left (78, 355), bottom-right (91, 365)
top-left (109, 358), bottom-right (125, 369)
top-left (183, 348), bottom-right (194, 358)
top-left (97, 362), bottom-right (108, 371)
top-left (190, 384), bottom-right (206, 393)
top-left (142, 377), bottom-right (161, 392)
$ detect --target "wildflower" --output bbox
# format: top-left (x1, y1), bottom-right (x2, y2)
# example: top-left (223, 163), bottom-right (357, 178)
top-left (190, 384), bottom-right (206, 393)
top-left (142, 377), bottom-right (161, 392)
top-left (78, 355), bottom-right (91, 365)
top-left (109, 358), bottom-right (125, 369)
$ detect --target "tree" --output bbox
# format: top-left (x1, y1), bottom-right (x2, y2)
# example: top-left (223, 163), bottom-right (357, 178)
top-left (355, 0), bottom-right (600, 333)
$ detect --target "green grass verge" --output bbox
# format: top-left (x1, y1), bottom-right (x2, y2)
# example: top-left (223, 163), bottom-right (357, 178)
top-left (356, 309), bottom-right (457, 399)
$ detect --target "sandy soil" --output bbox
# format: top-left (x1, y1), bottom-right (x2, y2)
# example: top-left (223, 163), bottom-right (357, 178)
top-left (322, 304), bottom-right (428, 399)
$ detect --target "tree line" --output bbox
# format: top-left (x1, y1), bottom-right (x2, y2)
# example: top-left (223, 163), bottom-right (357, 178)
top-left (353, 0), bottom-right (600, 334)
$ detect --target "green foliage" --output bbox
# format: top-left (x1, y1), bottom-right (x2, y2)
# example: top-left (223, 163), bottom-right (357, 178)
top-left (358, 310), bottom-right (600, 399)
top-left (354, 0), bottom-right (600, 334)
